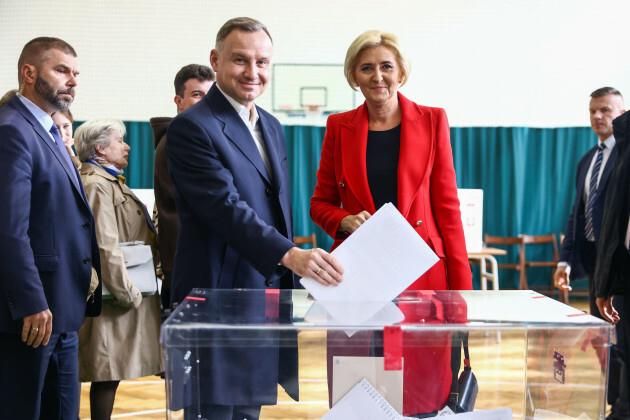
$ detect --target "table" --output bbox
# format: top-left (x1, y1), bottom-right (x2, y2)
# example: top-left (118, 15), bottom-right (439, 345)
top-left (467, 247), bottom-right (507, 291)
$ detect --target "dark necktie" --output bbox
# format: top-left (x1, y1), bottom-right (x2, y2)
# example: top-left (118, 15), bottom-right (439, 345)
top-left (584, 143), bottom-right (606, 242)
top-left (49, 123), bottom-right (79, 184)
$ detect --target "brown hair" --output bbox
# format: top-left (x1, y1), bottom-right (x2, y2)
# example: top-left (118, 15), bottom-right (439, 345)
top-left (215, 17), bottom-right (272, 51)
top-left (18, 37), bottom-right (76, 84)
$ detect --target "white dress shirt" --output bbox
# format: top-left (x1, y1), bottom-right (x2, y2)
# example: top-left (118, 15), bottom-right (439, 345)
top-left (17, 93), bottom-right (57, 145)
top-left (584, 134), bottom-right (616, 199)
top-left (216, 85), bottom-right (272, 176)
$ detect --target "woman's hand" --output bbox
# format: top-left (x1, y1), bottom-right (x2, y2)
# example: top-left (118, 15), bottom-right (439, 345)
top-left (339, 211), bottom-right (371, 234)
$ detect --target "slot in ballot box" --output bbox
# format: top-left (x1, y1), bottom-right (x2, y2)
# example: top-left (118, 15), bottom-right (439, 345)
top-left (161, 289), bottom-right (612, 419)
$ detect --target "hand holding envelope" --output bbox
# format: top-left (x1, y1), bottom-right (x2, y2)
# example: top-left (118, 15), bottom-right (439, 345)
top-left (301, 203), bottom-right (439, 305)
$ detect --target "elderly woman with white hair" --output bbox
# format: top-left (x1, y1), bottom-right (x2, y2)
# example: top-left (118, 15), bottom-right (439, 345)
top-left (74, 119), bottom-right (162, 420)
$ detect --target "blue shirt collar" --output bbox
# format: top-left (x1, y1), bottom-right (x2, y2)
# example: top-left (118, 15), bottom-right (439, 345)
top-left (17, 93), bottom-right (55, 135)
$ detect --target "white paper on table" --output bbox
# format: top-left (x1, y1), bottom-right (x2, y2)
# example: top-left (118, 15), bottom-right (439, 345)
top-left (532, 409), bottom-right (591, 420)
top-left (436, 407), bottom-right (512, 420)
top-left (301, 203), bottom-right (439, 302)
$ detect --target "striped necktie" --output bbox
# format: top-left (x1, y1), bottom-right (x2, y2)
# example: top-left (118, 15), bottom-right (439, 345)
top-left (584, 143), bottom-right (606, 242)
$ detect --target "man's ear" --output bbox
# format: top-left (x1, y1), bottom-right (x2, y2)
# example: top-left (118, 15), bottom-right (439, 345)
top-left (174, 95), bottom-right (183, 112)
top-left (209, 49), bottom-right (219, 72)
top-left (20, 64), bottom-right (37, 85)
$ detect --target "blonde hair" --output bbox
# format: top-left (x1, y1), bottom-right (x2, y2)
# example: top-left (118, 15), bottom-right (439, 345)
top-left (74, 119), bottom-right (126, 162)
top-left (344, 30), bottom-right (410, 91)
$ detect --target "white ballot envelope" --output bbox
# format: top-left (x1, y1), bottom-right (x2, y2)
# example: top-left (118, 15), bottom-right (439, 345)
top-left (304, 300), bottom-right (405, 326)
top-left (301, 203), bottom-right (439, 302)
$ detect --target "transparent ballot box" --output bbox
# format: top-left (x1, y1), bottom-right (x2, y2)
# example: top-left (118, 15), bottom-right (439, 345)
top-left (161, 289), bottom-right (613, 419)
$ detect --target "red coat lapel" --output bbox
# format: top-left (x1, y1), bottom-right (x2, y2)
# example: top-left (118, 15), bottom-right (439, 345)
top-left (340, 103), bottom-right (376, 214)
top-left (397, 92), bottom-right (432, 218)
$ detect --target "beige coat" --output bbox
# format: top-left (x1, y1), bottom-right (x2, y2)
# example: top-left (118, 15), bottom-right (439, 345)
top-left (78, 163), bottom-right (162, 382)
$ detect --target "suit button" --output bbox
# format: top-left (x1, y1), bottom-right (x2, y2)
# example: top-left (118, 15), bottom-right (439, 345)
top-left (82, 223), bottom-right (89, 229)
top-left (266, 188), bottom-right (272, 197)
top-left (339, 182), bottom-right (345, 188)
top-left (137, 210), bottom-right (142, 215)
top-left (83, 258), bottom-right (91, 265)
top-left (416, 221), bottom-right (423, 226)
top-left (265, 279), bottom-right (273, 287)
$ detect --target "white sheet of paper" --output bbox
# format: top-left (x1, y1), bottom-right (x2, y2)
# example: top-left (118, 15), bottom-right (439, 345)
top-left (332, 357), bottom-right (404, 414)
top-left (322, 378), bottom-right (407, 420)
top-left (533, 409), bottom-right (591, 420)
top-left (304, 301), bottom-right (405, 326)
top-left (436, 408), bottom-right (512, 420)
top-left (301, 203), bottom-right (439, 302)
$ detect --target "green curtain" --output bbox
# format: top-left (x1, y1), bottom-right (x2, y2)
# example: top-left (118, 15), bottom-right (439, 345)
top-left (451, 127), bottom-right (595, 289)
top-left (106, 121), bottom-right (597, 290)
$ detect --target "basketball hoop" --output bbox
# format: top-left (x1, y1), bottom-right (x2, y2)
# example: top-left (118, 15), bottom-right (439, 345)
top-left (305, 104), bottom-right (323, 113)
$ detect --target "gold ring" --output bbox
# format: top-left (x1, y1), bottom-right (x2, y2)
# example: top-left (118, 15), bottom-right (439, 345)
top-left (32, 327), bottom-right (39, 332)
top-left (316, 267), bottom-right (322, 276)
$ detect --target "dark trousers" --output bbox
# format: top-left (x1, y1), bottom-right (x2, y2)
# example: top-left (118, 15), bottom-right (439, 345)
top-left (0, 331), bottom-right (80, 420)
top-left (184, 404), bottom-right (261, 420)
top-left (583, 245), bottom-right (628, 414)
top-left (621, 258), bottom-right (630, 419)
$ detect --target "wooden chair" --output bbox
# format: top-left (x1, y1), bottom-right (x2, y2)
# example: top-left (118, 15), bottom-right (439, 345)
top-left (520, 234), bottom-right (564, 302)
top-left (293, 233), bottom-right (317, 249)
top-left (484, 233), bottom-right (564, 301)
top-left (484, 234), bottom-right (526, 289)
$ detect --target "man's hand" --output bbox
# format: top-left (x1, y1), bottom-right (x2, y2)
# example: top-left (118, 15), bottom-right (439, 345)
top-left (22, 309), bottom-right (53, 348)
top-left (553, 266), bottom-right (571, 291)
top-left (339, 211), bottom-right (371, 234)
top-left (596, 297), bottom-right (620, 324)
top-left (281, 247), bottom-right (344, 287)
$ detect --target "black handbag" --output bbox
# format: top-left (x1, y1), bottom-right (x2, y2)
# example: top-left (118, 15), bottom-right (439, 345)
top-left (447, 331), bottom-right (478, 413)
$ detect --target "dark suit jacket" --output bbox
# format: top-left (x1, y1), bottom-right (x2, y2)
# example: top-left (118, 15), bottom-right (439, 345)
top-left (595, 113), bottom-right (630, 298)
top-left (310, 92), bottom-right (471, 291)
top-left (150, 116), bottom-right (176, 274)
top-left (0, 95), bottom-right (101, 334)
top-left (165, 85), bottom-right (299, 405)
top-left (166, 84), bottom-right (298, 302)
top-left (560, 140), bottom-right (617, 280)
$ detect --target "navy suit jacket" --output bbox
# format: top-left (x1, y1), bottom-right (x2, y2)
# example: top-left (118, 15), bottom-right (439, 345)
top-left (595, 113), bottom-right (630, 297)
top-left (166, 84), bottom-right (298, 305)
top-left (560, 141), bottom-right (617, 280)
top-left (0, 95), bottom-right (101, 334)
top-left (166, 85), bottom-right (300, 406)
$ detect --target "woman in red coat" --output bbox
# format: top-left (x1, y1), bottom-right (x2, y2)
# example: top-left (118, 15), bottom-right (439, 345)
top-left (310, 30), bottom-right (472, 416)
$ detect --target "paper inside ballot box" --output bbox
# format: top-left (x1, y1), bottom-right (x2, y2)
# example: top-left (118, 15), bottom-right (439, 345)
top-left (325, 376), bottom-right (513, 420)
top-left (332, 357), bottom-right (404, 413)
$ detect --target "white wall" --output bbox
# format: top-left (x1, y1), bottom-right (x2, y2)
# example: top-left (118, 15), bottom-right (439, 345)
top-left (1, 0), bottom-right (629, 127)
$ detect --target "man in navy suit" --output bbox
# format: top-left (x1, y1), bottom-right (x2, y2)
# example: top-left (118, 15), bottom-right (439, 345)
top-left (167, 17), bottom-right (344, 303)
top-left (595, 110), bottom-right (630, 417)
top-left (0, 37), bottom-right (101, 419)
top-left (554, 87), bottom-right (627, 418)
top-left (166, 17), bottom-right (343, 420)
